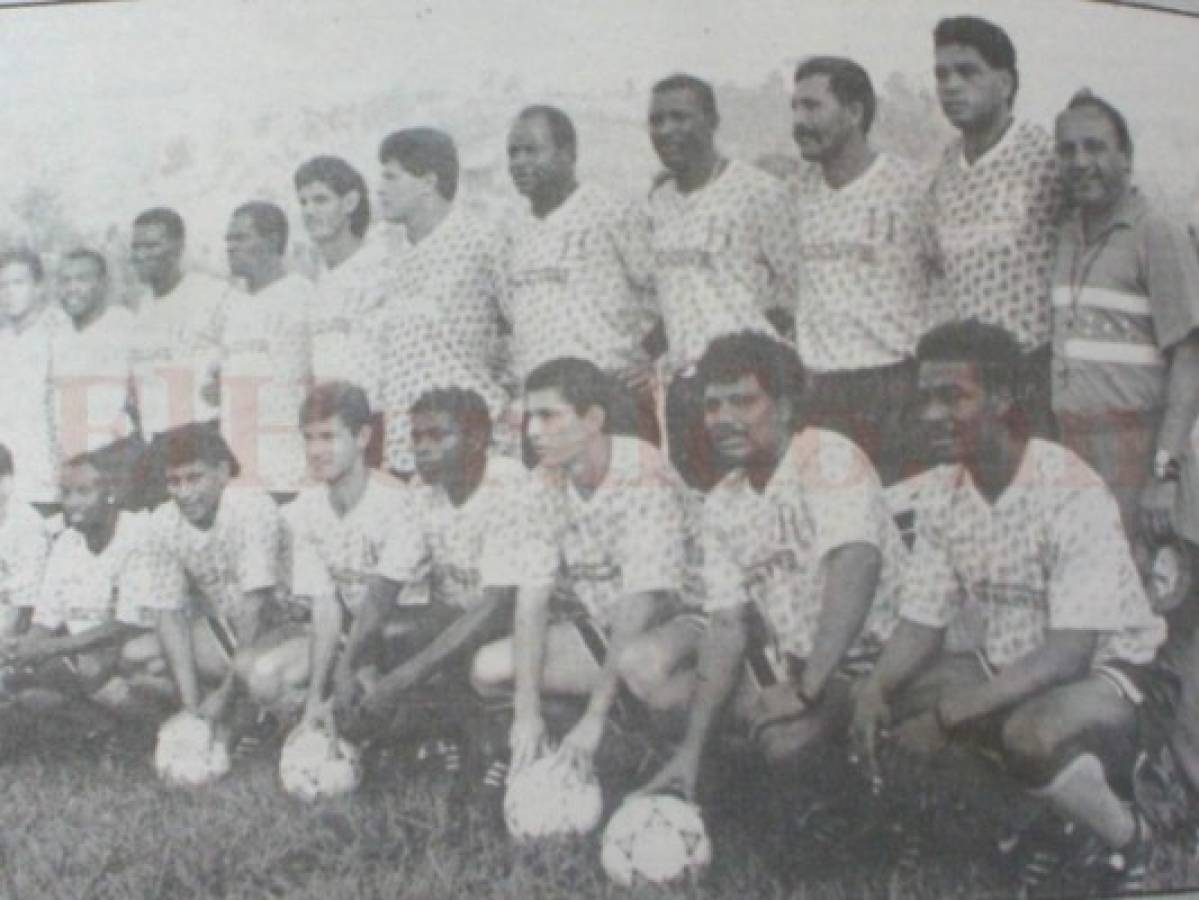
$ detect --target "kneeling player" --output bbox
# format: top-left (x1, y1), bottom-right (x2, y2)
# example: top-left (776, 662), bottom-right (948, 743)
top-left (471, 357), bottom-right (696, 780)
top-left (147, 425), bottom-right (288, 734)
top-left (336, 387), bottom-right (556, 769)
top-left (635, 331), bottom-right (901, 801)
top-left (851, 322), bottom-right (1168, 892)
top-left (235, 382), bottom-right (409, 726)
top-left (1, 453), bottom-right (173, 727)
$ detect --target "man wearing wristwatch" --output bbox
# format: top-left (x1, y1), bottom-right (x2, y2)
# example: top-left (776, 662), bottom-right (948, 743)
top-left (636, 331), bottom-right (902, 804)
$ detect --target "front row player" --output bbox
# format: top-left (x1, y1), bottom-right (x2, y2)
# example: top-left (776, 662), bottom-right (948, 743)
top-left (631, 332), bottom-right (901, 799)
top-left (1, 453), bottom-right (173, 724)
top-left (471, 358), bottom-right (699, 779)
top-left (851, 321), bottom-right (1169, 892)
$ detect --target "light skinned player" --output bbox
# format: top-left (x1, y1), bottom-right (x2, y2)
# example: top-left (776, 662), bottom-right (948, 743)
top-left (0, 443), bottom-right (51, 640)
top-left (470, 357), bottom-right (695, 777)
top-left (635, 331), bottom-right (901, 801)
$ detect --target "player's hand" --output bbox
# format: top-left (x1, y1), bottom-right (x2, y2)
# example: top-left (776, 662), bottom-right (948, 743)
top-left (1141, 480), bottom-right (1179, 543)
top-left (301, 697), bottom-right (334, 733)
top-left (616, 362), bottom-right (655, 394)
top-left (330, 663), bottom-right (359, 720)
top-left (554, 712), bottom-right (604, 780)
top-left (636, 748), bottom-right (699, 802)
top-left (849, 679), bottom-right (890, 789)
top-left (2, 637), bottom-right (40, 665)
top-left (509, 712), bottom-right (547, 774)
top-left (892, 710), bottom-right (947, 759)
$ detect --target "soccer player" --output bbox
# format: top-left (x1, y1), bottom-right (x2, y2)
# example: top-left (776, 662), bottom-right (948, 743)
top-left (235, 383), bottom-right (408, 725)
top-left (471, 357), bottom-right (695, 778)
top-left (146, 424), bottom-right (288, 728)
top-left (128, 208), bottom-right (232, 441)
top-left (221, 201), bottom-right (313, 498)
top-left (791, 57), bottom-right (930, 484)
top-left (372, 128), bottom-right (513, 474)
top-left (339, 388), bottom-right (556, 768)
top-left (0, 249), bottom-right (69, 510)
top-left (296, 156), bottom-right (390, 425)
top-left (0, 443), bottom-right (51, 639)
top-left (635, 331), bottom-right (902, 801)
top-left (925, 16), bottom-right (1060, 429)
top-left (851, 321), bottom-right (1167, 892)
top-left (504, 105), bottom-right (659, 447)
top-left (0, 452), bottom-right (173, 722)
top-left (647, 73), bottom-right (805, 489)
top-left (50, 249), bottom-right (138, 463)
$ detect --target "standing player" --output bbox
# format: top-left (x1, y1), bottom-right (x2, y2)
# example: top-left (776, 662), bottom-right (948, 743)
top-left (221, 201), bottom-right (313, 498)
top-left (372, 128), bottom-right (513, 475)
top-left (50, 249), bottom-right (138, 463)
top-left (0, 249), bottom-right (69, 510)
top-left (0, 453), bottom-right (173, 723)
top-left (504, 105), bottom-right (659, 446)
top-left (146, 424), bottom-right (288, 730)
top-left (647, 73), bottom-right (804, 489)
top-left (471, 357), bottom-right (695, 779)
top-left (233, 383), bottom-right (409, 724)
top-left (128, 208), bottom-right (232, 441)
top-left (851, 321), bottom-right (1166, 893)
top-left (0, 443), bottom-right (50, 639)
top-left (924, 16), bottom-right (1059, 428)
top-left (791, 57), bottom-right (930, 484)
top-left (635, 331), bottom-right (901, 801)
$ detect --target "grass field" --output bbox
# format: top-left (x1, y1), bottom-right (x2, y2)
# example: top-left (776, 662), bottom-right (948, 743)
top-left (3, 710), bottom-right (1199, 900)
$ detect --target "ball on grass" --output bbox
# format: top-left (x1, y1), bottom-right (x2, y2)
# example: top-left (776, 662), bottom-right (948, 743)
top-left (601, 793), bottom-right (712, 887)
top-left (503, 755), bottom-right (604, 841)
top-left (154, 711), bottom-right (231, 788)
top-left (278, 723), bottom-right (362, 801)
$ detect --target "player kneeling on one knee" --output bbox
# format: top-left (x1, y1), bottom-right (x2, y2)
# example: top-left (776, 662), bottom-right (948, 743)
top-left (632, 332), bottom-right (902, 800)
top-left (851, 322), bottom-right (1169, 880)
top-left (471, 357), bottom-right (702, 778)
top-left (1, 453), bottom-right (175, 720)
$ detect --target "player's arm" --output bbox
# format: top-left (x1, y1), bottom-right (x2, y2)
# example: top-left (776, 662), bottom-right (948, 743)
top-left (800, 542), bottom-right (881, 701)
top-left (640, 604), bottom-right (748, 799)
top-left (510, 583), bottom-right (552, 769)
top-left (157, 609), bottom-right (201, 711)
top-left (11, 621), bottom-right (143, 664)
top-left (228, 587), bottom-right (272, 649)
top-left (1146, 328), bottom-right (1199, 539)
top-left (332, 575), bottom-right (400, 713)
top-left (303, 589), bottom-right (344, 721)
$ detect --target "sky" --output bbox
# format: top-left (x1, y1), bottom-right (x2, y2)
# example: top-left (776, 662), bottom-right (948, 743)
top-left (0, 0), bottom-right (1197, 255)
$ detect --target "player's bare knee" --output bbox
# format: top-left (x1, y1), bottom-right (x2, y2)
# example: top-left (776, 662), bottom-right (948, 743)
top-left (243, 652), bottom-right (284, 705)
top-left (469, 642), bottom-right (511, 695)
top-left (1001, 709), bottom-right (1060, 770)
top-left (614, 639), bottom-right (668, 703)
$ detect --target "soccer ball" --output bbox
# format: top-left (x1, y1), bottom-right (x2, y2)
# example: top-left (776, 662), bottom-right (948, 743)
top-left (154, 712), bottom-right (231, 788)
top-left (502, 755), bottom-right (604, 841)
top-left (601, 794), bottom-right (712, 887)
top-left (278, 722), bottom-right (362, 801)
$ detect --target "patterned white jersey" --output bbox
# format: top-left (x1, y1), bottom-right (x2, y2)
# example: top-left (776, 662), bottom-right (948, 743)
top-left (220, 273), bottom-right (314, 493)
top-left (50, 306), bottom-right (137, 459)
top-left (793, 154), bottom-right (931, 371)
top-left (34, 510), bottom-right (163, 633)
top-left (380, 455), bottom-right (557, 609)
top-left (899, 438), bottom-right (1164, 668)
top-left (375, 209), bottom-right (511, 472)
top-left (924, 120), bottom-right (1060, 350)
top-left (0, 306), bottom-right (69, 503)
top-left (649, 159), bottom-right (804, 374)
top-left (533, 436), bottom-right (689, 627)
top-left (307, 239), bottom-right (391, 404)
top-left (703, 428), bottom-right (902, 660)
top-left (502, 183), bottom-right (656, 379)
top-left (0, 499), bottom-right (51, 610)
top-left (146, 485), bottom-right (287, 619)
top-left (288, 471), bottom-right (411, 616)
top-left (128, 271), bottom-right (232, 437)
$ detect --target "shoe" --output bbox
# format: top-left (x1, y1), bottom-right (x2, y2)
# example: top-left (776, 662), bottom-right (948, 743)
top-left (414, 737), bottom-right (463, 776)
top-left (1100, 809), bottom-right (1153, 895)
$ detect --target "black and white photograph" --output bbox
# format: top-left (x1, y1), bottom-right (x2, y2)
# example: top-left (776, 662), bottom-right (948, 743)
top-left (0, 0), bottom-right (1197, 896)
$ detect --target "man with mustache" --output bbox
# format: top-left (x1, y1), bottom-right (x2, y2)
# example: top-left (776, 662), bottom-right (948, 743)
top-left (1047, 91), bottom-right (1199, 827)
top-left (647, 73), bottom-right (805, 490)
top-left (636, 331), bottom-right (901, 809)
top-left (791, 57), bottom-right (931, 485)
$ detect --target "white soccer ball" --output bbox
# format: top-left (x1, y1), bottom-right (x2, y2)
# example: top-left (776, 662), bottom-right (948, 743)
top-left (154, 712), bottom-right (231, 788)
top-left (601, 794), bottom-right (712, 887)
top-left (502, 755), bottom-right (604, 841)
top-left (278, 723), bottom-right (363, 801)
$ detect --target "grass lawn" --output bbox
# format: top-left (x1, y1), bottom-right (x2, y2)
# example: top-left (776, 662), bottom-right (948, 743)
top-left (2, 714), bottom-right (1198, 900)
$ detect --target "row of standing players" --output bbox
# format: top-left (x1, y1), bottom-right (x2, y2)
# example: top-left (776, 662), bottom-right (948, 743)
top-left (0, 12), bottom-right (1197, 891)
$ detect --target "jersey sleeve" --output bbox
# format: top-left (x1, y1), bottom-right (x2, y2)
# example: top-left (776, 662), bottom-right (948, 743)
top-left (800, 432), bottom-right (890, 558)
top-left (30, 538), bottom-right (69, 631)
top-left (290, 525), bottom-right (336, 602)
top-left (756, 177), bottom-right (805, 314)
top-left (1046, 485), bottom-right (1145, 633)
top-left (233, 492), bottom-right (286, 595)
top-left (478, 477), bottom-right (560, 590)
top-left (374, 491), bottom-right (431, 588)
top-left (701, 492), bottom-right (748, 613)
top-left (119, 528), bottom-right (190, 620)
top-left (1143, 213), bottom-right (1199, 351)
top-left (611, 199), bottom-right (659, 322)
top-left (1, 518), bottom-right (49, 610)
top-left (896, 487), bottom-right (962, 629)
top-left (617, 479), bottom-right (687, 598)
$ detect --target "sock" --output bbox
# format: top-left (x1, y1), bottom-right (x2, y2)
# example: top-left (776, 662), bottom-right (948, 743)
top-left (1031, 753), bottom-right (1136, 849)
